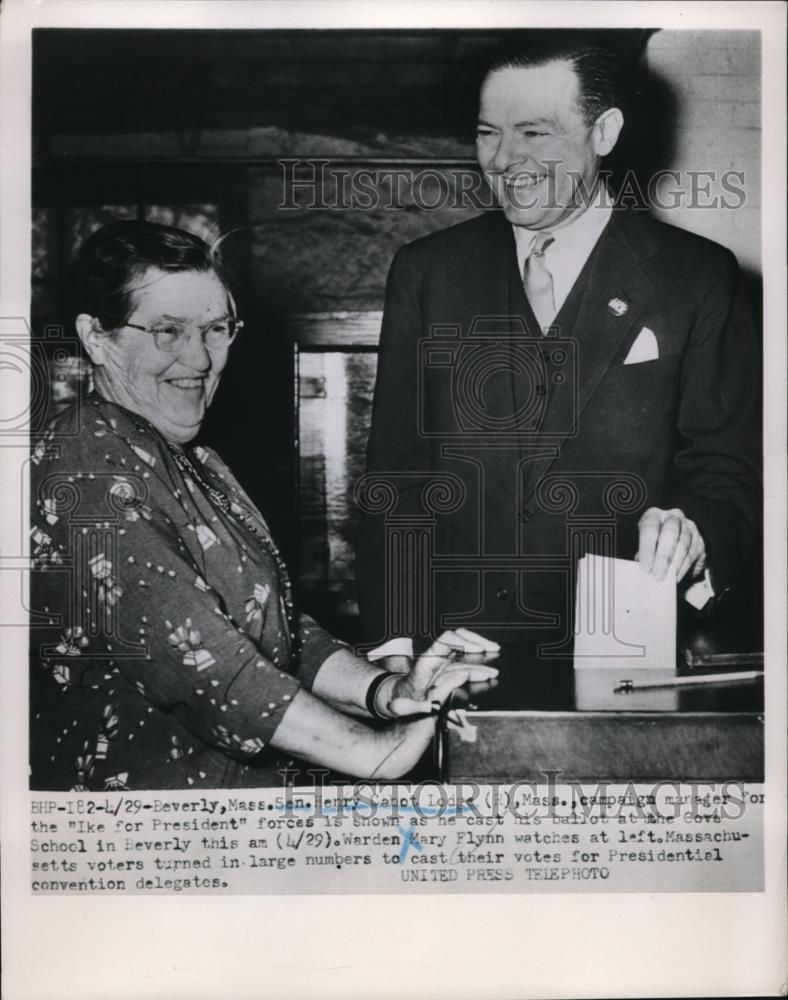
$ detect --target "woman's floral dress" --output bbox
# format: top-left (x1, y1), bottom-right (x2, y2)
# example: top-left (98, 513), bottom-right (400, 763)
top-left (29, 394), bottom-right (346, 790)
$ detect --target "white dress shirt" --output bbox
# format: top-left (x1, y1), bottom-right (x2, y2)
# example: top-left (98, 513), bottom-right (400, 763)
top-left (513, 196), bottom-right (613, 320)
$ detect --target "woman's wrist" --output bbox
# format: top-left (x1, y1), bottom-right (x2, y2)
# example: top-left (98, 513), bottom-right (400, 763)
top-left (366, 670), bottom-right (400, 721)
top-left (312, 648), bottom-right (394, 717)
top-left (368, 715), bottom-right (435, 780)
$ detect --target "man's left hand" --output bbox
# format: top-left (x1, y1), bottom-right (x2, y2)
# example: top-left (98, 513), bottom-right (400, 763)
top-left (636, 507), bottom-right (707, 582)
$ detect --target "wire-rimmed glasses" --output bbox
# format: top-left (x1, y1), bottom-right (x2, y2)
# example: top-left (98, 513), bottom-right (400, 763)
top-left (121, 316), bottom-right (244, 353)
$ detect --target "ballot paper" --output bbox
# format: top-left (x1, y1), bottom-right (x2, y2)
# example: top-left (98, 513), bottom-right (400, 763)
top-left (573, 554), bottom-right (676, 670)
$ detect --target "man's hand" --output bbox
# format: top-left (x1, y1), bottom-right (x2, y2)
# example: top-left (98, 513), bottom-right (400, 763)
top-left (636, 507), bottom-right (707, 582)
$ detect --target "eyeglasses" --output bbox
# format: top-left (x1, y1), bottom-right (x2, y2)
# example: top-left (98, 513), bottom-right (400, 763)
top-left (121, 316), bottom-right (244, 353)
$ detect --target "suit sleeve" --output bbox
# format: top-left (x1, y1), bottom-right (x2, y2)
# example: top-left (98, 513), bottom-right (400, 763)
top-left (356, 245), bottom-right (433, 646)
top-left (669, 248), bottom-right (761, 595)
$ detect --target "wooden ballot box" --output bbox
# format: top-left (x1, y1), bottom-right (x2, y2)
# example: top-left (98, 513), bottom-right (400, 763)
top-left (437, 655), bottom-right (764, 783)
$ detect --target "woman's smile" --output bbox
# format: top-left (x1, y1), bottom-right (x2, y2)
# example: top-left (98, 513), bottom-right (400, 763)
top-left (86, 268), bottom-right (232, 444)
top-left (163, 375), bottom-right (208, 391)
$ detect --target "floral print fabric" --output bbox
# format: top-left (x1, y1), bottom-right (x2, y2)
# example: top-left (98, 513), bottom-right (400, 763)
top-left (30, 394), bottom-right (346, 790)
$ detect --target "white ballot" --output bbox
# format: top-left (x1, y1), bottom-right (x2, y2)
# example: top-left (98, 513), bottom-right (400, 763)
top-left (573, 554), bottom-right (676, 670)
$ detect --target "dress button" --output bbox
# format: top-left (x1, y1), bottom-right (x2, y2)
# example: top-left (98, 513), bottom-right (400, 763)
top-left (496, 587), bottom-right (509, 600)
top-left (522, 507), bottom-right (533, 522)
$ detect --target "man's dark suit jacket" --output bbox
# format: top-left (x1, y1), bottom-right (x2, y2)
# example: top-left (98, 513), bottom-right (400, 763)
top-left (356, 208), bottom-right (760, 650)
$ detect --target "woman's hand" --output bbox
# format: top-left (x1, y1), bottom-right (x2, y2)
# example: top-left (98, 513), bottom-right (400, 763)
top-left (272, 630), bottom-right (497, 781)
top-left (378, 628), bottom-right (499, 718)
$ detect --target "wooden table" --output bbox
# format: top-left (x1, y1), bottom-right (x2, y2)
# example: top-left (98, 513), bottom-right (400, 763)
top-left (437, 654), bottom-right (764, 783)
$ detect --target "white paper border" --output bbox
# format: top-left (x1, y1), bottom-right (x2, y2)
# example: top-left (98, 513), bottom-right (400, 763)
top-left (1, 2), bottom-right (785, 998)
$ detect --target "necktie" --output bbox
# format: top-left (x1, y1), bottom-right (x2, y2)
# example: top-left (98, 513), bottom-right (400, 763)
top-left (523, 231), bottom-right (556, 330)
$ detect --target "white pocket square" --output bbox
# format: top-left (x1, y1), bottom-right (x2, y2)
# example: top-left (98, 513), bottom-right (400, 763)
top-left (623, 326), bottom-right (659, 365)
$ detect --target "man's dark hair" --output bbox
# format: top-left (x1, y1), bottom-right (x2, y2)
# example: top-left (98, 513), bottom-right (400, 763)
top-left (68, 219), bottom-right (228, 330)
top-left (481, 31), bottom-right (625, 125)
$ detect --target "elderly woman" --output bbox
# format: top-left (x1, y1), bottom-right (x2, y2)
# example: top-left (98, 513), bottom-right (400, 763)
top-left (30, 221), bottom-right (498, 791)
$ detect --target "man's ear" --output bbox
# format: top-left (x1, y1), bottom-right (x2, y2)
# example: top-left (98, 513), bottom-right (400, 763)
top-left (75, 314), bottom-right (107, 366)
top-left (592, 107), bottom-right (624, 157)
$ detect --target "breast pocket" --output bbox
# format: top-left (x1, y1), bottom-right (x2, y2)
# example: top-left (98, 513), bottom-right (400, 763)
top-left (589, 353), bottom-right (683, 454)
top-left (604, 352), bottom-right (682, 399)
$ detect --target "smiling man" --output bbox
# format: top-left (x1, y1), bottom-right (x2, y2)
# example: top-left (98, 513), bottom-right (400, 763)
top-left (475, 57), bottom-right (622, 232)
top-left (357, 34), bottom-right (760, 666)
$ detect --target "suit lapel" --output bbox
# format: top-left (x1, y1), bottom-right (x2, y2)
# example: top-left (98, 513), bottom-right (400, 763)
top-left (522, 211), bottom-right (659, 500)
top-left (455, 212), bottom-right (528, 334)
top-left (450, 215), bottom-right (541, 443)
top-left (569, 212), bottom-right (657, 420)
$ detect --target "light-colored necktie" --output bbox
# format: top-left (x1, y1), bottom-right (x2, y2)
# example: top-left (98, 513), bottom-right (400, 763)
top-left (523, 231), bottom-right (556, 330)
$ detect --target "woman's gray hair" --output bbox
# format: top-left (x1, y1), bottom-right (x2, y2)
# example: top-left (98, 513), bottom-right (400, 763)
top-left (68, 219), bottom-right (232, 330)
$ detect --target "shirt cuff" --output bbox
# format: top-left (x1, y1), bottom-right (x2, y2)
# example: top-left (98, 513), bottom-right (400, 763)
top-left (684, 569), bottom-right (715, 610)
top-left (367, 637), bottom-right (414, 661)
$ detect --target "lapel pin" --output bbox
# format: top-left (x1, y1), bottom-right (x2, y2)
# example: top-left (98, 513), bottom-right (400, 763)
top-left (607, 297), bottom-right (628, 317)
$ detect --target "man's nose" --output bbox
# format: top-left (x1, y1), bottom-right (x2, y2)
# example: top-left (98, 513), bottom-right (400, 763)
top-left (489, 131), bottom-right (529, 172)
